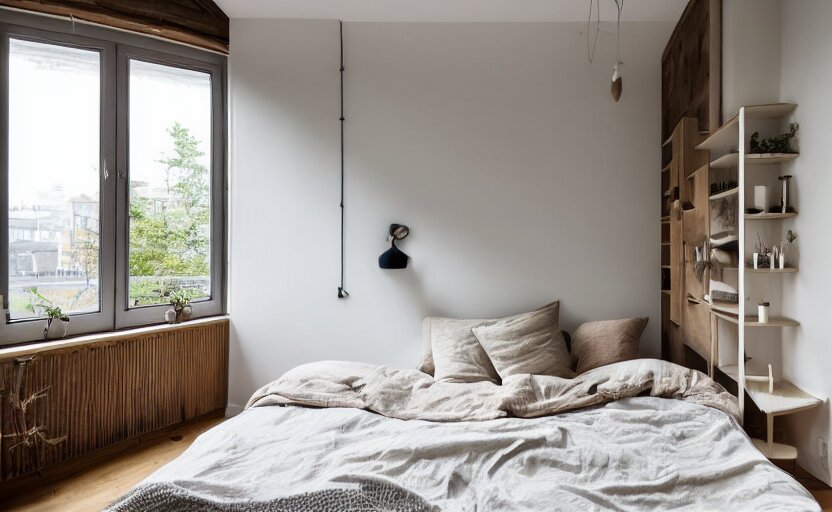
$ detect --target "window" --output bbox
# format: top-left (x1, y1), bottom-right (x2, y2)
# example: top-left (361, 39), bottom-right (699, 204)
top-left (8, 39), bottom-right (102, 321)
top-left (127, 61), bottom-right (213, 308)
top-left (1, 12), bottom-right (226, 344)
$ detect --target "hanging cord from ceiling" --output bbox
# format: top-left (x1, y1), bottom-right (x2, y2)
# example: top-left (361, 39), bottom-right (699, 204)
top-left (586, 0), bottom-right (600, 63)
top-left (337, 20), bottom-right (349, 299)
top-left (615, 0), bottom-right (623, 66)
top-left (611, 0), bottom-right (624, 102)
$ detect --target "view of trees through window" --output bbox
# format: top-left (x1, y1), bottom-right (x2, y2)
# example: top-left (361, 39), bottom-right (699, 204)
top-left (128, 122), bottom-right (211, 306)
top-left (127, 60), bottom-right (212, 307)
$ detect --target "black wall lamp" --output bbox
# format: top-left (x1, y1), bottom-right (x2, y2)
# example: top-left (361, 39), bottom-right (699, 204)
top-left (379, 224), bottom-right (410, 269)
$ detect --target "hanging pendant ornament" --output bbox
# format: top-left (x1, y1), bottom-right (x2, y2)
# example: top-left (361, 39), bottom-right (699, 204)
top-left (611, 63), bottom-right (622, 102)
top-left (610, 0), bottom-right (624, 103)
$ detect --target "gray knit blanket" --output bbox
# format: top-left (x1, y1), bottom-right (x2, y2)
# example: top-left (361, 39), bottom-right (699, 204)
top-left (104, 477), bottom-right (433, 512)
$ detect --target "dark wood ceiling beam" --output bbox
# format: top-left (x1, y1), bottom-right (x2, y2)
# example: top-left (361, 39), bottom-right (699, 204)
top-left (0, 0), bottom-right (229, 53)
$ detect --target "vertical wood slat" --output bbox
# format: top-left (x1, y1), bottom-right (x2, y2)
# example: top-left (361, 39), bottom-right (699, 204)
top-left (0, 318), bottom-right (228, 482)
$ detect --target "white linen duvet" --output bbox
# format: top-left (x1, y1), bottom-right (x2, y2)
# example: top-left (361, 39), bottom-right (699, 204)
top-left (106, 359), bottom-right (820, 512)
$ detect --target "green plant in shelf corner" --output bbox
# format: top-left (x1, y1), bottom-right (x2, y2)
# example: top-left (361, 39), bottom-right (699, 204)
top-left (749, 123), bottom-right (799, 154)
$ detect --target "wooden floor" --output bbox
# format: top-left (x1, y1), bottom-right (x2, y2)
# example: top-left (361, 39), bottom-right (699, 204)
top-left (0, 414), bottom-right (828, 511)
top-left (0, 416), bottom-right (225, 512)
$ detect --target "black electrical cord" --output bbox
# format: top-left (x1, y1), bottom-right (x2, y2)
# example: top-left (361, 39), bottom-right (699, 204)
top-left (337, 20), bottom-right (349, 299)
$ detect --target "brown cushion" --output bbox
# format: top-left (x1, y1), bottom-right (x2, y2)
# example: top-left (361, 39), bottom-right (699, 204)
top-left (571, 318), bottom-right (648, 374)
top-left (472, 302), bottom-right (573, 379)
top-left (428, 317), bottom-right (500, 383)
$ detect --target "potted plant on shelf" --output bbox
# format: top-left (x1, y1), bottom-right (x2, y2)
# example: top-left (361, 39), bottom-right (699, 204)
top-left (25, 287), bottom-right (70, 339)
top-left (165, 289), bottom-right (193, 324)
top-left (780, 229), bottom-right (798, 269)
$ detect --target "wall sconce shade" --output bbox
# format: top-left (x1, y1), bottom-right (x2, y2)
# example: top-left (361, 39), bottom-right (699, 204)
top-left (379, 224), bottom-right (410, 269)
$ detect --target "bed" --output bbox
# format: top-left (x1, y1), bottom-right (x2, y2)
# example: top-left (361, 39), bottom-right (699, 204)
top-left (105, 358), bottom-right (820, 511)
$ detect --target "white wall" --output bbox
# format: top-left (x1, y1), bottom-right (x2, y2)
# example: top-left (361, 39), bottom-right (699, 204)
top-left (721, 0), bottom-right (781, 120)
top-left (779, 0), bottom-right (832, 485)
top-left (227, 20), bottom-right (672, 410)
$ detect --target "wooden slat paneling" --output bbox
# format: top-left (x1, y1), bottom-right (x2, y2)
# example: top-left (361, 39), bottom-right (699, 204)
top-left (661, 0), bottom-right (721, 141)
top-left (0, 0), bottom-right (229, 53)
top-left (0, 318), bottom-right (228, 483)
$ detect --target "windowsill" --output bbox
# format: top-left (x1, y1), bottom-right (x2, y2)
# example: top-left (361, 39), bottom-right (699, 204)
top-left (0, 315), bottom-right (230, 361)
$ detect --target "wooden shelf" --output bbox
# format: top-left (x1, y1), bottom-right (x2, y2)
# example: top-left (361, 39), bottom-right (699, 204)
top-left (746, 380), bottom-right (822, 416)
top-left (686, 164), bottom-right (708, 182)
top-left (746, 152), bottom-right (799, 164)
top-left (718, 362), bottom-right (771, 383)
top-left (661, 265), bottom-right (670, 269)
top-left (696, 103), bottom-right (796, 152)
top-left (709, 187), bottom-right (738, 200)
top-left (661, 290), bottom-right (670, 295)
top-left (745, 212), bottom-right (798, 220)
top-left (743, 103), bottom-right (797, 119)
top-left (697, 116), bottom-right (738, 152)
top-left (710, 309), bottom-right (799, 327)
top-left (661, 133), bottom-right (673, 147)
top-left (751, 439), bottom-right (798, 461)
top-left (709, 152), bottom-right (798, 168)
top-left (709, 153), bottom-right (739, 168)
top-left (724, 267), bottom-right (798, 273)
top-left (660, 242), bottom-right (670, 246)
top-left (660, 216), bottom-right (670, 223)
top-left (709, 302), bottom-right (739, 316)
top-left (718, 365), bottom-right (822, 418)
top-left (661, 162), bottom-right (671, 172)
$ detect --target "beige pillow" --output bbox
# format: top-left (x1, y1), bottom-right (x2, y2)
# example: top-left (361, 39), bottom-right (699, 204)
top-left (472, 302), bottom-right (573, 379)
top-left (571, 317), bottom-right (648, 374)
top-left (428, 317), bottom-right (500, 383)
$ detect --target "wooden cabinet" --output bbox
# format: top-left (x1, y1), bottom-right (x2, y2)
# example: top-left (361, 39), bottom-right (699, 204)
top-left (661, 117), bottom-right (709, 365)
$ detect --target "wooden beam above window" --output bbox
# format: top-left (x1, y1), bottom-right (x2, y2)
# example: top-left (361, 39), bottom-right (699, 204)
top-left (0, 0), bottom-right (230, 53)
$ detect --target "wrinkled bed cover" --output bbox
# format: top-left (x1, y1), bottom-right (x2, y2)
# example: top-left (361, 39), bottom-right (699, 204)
top-left (107, 359), bottom-right (819, 511)
top-left (114, 398), bottom-right (817, 511)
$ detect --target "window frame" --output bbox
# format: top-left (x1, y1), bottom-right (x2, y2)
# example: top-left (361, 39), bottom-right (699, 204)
top-left (0, 10), bottom-right (227, 345)
top-left (115, 45), bottom-right (226, 328)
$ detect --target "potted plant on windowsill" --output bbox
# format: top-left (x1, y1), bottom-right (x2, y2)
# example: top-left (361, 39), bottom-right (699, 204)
top-left (25, 287), bottom-right (70, 339)
top-left (165, 289), bottom-right (193, 324)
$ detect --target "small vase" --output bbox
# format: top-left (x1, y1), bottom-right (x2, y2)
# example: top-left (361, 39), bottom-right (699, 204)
top-left (753, 253), bottom-right (759, 269)
top-left (177, 305), bottom-right (193, 322)
top-left (758, 303), bottom-right (770, 323)
top-left (164, 309), bottom-right (177, 324)
top-left (45, 318), bottom-right (69, 339)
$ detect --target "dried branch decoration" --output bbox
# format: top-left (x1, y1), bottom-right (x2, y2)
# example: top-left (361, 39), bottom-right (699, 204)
top-left (6, 356), bottom-right (67, 455)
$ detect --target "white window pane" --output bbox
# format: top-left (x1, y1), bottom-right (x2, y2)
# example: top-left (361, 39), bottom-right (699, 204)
top-left (128, 60), bottom-right (212, 307)
top-left (8, 39), bottom-right (101, 320)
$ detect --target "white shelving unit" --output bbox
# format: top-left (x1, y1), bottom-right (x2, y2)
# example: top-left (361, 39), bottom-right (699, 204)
top-left (698, 103), bottom-right (824, 461)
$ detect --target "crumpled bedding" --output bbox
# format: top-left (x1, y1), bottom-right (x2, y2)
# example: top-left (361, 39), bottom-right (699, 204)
top-left (246, 358), bottom-right (740, 422)
top-left (107, 359), bottom-right (820, 512)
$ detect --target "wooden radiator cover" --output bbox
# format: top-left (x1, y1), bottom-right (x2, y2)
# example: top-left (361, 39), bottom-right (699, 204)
top-left (0, 317), bottom-right (228, 483)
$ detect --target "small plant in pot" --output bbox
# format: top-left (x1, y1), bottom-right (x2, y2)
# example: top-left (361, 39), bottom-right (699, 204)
top-left (165, 289), bottom-right (193, 324)
top-left (25, 287), bottom-right (70, 339)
